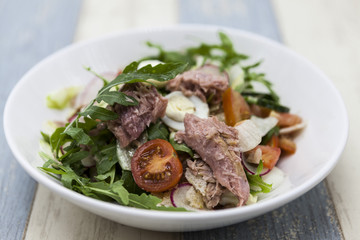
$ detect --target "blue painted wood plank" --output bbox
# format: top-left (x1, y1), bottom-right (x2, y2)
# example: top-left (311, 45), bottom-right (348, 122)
top-left (0, 0), bottom-right (82, 239)
top-left (179, 0), bottom-right (281, 41)
top-left (179, 0), bottom-right (343, 239)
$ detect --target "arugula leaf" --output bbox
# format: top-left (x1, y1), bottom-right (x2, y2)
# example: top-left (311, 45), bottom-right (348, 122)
top-left (96, 143), bottom-right (119, 175)
top-left (98, 62), bottom-right (188, 95)
top-left (85, 181), bottom-right (129, 205)
top-left (246, 161), bottom-right (272, 194)
top-left (121, 170), bottom-right (145, 195)
top-left (127, 193), bottom-right (162, 209)
top-left (147, 121), bottom-right (169, 141)
top-left (128, 193), bottom-right (188, 211)
top-left (62, 151), bottom-right (90, 166)
top-left (96, 90), bottom-right (138, 106)
top-left (41, 131), bottom-right (50, 143)
top-left (144, 42), bottom-right (195, 66)
top-left (111, 181), bottom-right (130, 205)
top-left (80, 105), bottom-right (118, 121)
top-left (169, 132), bottom-right (193, 157)
top-left (77, 117), bottom-right (99, 131)
top-left (95, 165), bottom-right (116, 184)
top-left (122, 61), bottom-right (140, 73)
top-left (147, 32), bottom-right (248, 71)
top-left (63, 127), bottom-right (93, 145)
top-left (84, 66), bottom-right (109, 86)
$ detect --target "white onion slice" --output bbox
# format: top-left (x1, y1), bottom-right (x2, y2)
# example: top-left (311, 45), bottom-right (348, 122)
top-left (250, 115), bottom-right (278, 137)
top-left (234, 120), bottom-right (262, 152)
top-left (279, 121), bottom-right (307, 135)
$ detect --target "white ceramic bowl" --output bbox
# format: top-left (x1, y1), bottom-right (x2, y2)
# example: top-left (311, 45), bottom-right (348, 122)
top-left (3, 25), bottom-right (348, 232)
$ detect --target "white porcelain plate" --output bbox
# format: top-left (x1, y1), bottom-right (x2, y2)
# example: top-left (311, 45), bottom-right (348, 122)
top-left (3, 25), bottom-right (348, 232)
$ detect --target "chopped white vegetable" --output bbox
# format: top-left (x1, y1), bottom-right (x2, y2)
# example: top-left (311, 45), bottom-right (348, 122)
top-left (257, 167), bottom-right (292, 201)
top-left (250, 115), bottom-right (278, 137)
top-left (42, 120), bottom-right (60, 136)
top-left (228, 64), bottom-right (244, 90)
top-left (234, 120), bottom-right (262, 152)
top-left (279, 121), bottom-right (307, 135)
top-left (46, 86), bottom-right (82, 110)
top-left (245, 193), bottom-right (258, 205)
top-left (162, 91), bottom-right (209, 131)
top-left (116, 141), bottom-right (134, 171)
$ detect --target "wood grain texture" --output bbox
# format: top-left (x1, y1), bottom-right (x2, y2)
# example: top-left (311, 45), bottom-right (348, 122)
top-left (25, 186), bottom-right (180, 240)
top-left (273, 1), bottom-right (360, 239)
top-left (0, 0), bottom-right (81, 239)
top-left (183, 182), bottom-right (343, 240)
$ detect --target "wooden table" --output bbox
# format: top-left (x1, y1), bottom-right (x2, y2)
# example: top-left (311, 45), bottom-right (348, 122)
top-left (1, 0), bottom-right (359, 239)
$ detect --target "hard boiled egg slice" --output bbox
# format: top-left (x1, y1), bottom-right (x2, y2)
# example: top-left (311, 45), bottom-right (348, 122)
top-left (138, 60), bottom-right (167, 88)
top-left (162, 91), bottom-right (209, 131)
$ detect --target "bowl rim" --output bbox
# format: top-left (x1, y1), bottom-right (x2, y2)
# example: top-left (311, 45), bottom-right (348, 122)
top-left (3, 24), bottom-right (349, 221)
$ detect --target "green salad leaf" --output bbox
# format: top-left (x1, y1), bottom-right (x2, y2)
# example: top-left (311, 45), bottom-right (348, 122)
top-left (169, 132), bottom-right (193, 157)
top-left (147, 121), bottom-right (169, 141)
top-left (246, 161), bottom-right (272, 194)
top-left (96, 90), bottom-right (138, 106)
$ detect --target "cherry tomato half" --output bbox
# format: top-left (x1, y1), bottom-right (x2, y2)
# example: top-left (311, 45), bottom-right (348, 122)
top-left (222, 88), bottom-right (251, 126)
top-left (131, 139), bottom-right (183, 193)
top-left (258, 145), bottom-right (281, 169)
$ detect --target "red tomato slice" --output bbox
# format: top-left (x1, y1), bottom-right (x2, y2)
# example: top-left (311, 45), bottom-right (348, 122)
top-left (272, 112), bottom-right (302, 128)
top-left (279, 137), bottom-right (296, 154)
top-left (131, 139), bottom-right (183, 193)
top-left (222, 88), bottom-right (250, 126)
top-left (258, 145), bottom-right (281, 169)
top-left (267, 134), bottom-right (279, 148)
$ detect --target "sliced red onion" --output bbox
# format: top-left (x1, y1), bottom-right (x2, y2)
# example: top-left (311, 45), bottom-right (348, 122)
top-left (67, 112), bottom-right (78, 123)
top-left (241, 159), bottom-right (271, 176)
top-left (60, 146), bottom-right (65, 155)
top-left (75, 72), bottom-right (116, 108)
top-left (170, 183), bottom-right (192, 208)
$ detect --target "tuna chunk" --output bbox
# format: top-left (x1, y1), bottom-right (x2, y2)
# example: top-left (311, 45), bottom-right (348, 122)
top-left (166, 64), bottom-right (229, 104)
top-left (186, 159), bottom-right (225, 209)
top-left (176, 114), bottom-right (249, 206)
top-left (107, 83), bottom-right (167, 147)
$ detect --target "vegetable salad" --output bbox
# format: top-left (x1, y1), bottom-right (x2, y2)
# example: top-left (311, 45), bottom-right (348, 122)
top-left (40, 33), bottom-right (304, 211)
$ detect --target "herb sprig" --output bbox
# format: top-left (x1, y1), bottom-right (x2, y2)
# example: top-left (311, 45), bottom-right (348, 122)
top-left (146, 32), bottom-right (289, 112)
top-left (42, 60), bottom-right (188, 211)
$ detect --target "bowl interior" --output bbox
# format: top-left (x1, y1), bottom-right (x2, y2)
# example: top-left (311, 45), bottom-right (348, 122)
top-left (3, 25), bottom-right (348, 231)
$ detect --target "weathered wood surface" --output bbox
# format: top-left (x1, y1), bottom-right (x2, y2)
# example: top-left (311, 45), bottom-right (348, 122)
top-left (2, 0), bottom-right (356, 239)
top-left (0, 0), bottom-right (81, 239)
